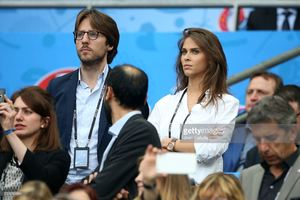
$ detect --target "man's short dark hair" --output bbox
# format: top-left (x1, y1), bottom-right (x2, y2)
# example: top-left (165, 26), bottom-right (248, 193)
top-left (247, 95), bottom-right (296, 129)
top-left (275, 84), bottom-right (300, 110)
top-left (250, 71), bottom-right (283, 94)
top-left (106, 64), bottom-right (148, 109)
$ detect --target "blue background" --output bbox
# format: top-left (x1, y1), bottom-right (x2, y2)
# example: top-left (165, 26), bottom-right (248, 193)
top-left (0, 8), bottom-right (299, 108)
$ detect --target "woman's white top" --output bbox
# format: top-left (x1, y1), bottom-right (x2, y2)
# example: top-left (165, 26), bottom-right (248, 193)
top-left (148, 90), bottom-right (239, 183)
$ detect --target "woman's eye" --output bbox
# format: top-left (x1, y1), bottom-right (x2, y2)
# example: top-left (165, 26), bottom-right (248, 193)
top-left (181, 50), bottom-right (187, 55)
top-left (24, 109), bottom-right (32, 115)
top-left (191, 49), bottom-right (200, 54)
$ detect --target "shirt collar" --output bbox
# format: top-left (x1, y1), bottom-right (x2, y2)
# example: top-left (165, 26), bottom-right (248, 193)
top-left (77, 64), bottom-right (109, 86)
top-left (277, 8), bottom-right (297, 16)
top-left (108, 110), bottom-right (141, 137)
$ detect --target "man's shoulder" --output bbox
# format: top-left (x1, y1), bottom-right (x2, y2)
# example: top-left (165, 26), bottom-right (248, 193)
top-left (47, 69), bottom-right (79, 96)
top-left (125, 114), bottom-right (155, 130)
top-left (122, 114), bottom-right (160, 139)
top-left (48, 69), bottom-right (78, 87)
top-left (242, 164), bottom-right (263, 177)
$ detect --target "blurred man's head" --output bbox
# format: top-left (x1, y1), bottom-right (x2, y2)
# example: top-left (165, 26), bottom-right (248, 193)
top-left (245, 72), bottom-right (283, 112)
top-left (105, 64), bottom-right (148, 110)
top-left (276, 84), bottom-right (300, 125)
top-left (276, 84), bottom-right (300, 143)
top-left (247, 96), bottom-right (297, 166)
top-left (104, 64), bottom-right (148, 124)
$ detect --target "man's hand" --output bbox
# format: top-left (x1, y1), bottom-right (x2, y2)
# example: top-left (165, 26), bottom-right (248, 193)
top-left (113, 188), bottom-right (129, 200)
top-left (83, 172), bottom-right (98, 185)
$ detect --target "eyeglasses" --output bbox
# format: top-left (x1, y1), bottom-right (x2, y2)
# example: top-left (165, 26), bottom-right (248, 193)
top-left (73, 31), bottom-right (102, 40)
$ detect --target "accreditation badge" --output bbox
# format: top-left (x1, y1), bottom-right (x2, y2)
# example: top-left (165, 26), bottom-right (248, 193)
top-left (74, 147), bottom-right (90, 169)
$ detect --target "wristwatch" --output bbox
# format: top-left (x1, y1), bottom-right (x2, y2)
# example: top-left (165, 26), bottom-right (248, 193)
top-left (166, 138), bottom-right (177, 152)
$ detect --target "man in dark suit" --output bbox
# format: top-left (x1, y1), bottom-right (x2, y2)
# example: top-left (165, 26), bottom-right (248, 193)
top-left (84, 64), bottom-right (161, 199)
top-left (47, 8), bottom-right (120, 184)
top-left (247, 7), bottom-right (300, 30)
top-left (244, 85), bottom-right (300, 169)
top-left (240, 96), bottom-right (300, 200)
top-left (223, 72), bottom-right (283, 172)
top-left (47, 8), bottom-right (150, 185)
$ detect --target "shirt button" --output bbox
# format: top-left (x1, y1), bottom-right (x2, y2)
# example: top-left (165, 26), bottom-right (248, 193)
top-left (270, 185), bottom-right (274, 189)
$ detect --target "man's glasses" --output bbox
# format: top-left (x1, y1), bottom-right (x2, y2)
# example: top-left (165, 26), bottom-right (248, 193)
top-left (73, 31), bottom-right (102, 40)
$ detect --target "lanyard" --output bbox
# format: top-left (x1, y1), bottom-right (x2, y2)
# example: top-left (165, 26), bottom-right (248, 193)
top-left (168, 88), bottom-right (191, 139)
top-left (73, 84), bottom-right (106, 147)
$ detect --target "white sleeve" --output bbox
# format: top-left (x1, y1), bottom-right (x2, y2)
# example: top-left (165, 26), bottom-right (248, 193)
top-left (193, 95), bottom-right (239, 163)
top-left (148, 102), bottom-right (162, 133)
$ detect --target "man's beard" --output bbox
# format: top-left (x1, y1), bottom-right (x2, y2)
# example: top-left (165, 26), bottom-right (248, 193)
top-left (78, 52), bottom-right (104, 67)
top-left (103, 99), bottom-right (112, 125)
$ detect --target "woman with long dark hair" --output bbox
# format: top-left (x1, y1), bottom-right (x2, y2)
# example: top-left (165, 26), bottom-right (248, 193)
top-left (148, 28), bottom-right (239, 184)
top-left (0, 86), bottom-right (70, 199)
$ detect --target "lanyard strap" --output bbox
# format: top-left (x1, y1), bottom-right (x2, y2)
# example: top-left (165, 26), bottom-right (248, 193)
top-left (73, 84), bottom-right (106, 147)
top-left (168, 88), bottom-right (188, 138)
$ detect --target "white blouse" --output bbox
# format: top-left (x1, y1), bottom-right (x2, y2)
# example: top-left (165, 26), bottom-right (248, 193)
top-left (148, 90), bottom-right (239, 183)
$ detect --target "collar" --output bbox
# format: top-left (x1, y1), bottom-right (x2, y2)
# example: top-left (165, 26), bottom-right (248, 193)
top-left (277, 8), bottom-right (297, 16)
top-left (261, 146), bottom-right (299, 170)
top-left (77, 64), bottom-right (109, 86)
top-left (108, 110), bottom-right (141, 137)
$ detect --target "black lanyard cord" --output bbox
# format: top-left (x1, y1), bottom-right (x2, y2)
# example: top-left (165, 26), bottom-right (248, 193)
top-left (168, 88), bottom-right (188, 138)
top-left (179, 113), bottom-right (191, 140)
top-left (73, 84), bottom-right (106, 147)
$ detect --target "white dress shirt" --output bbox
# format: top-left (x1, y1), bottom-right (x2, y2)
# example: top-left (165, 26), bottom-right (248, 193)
top-left (148, 90), bottom-right (239, 183)
top-left (277, 8), bottom-right (297, 30)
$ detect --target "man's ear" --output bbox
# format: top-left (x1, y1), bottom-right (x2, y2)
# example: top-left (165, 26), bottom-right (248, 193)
top-left (107, 45), bottom-right (113, 51)
top-left (105, 86), bottom-right (115, 100)
top-left (144, 94), bottom-right (148, 105)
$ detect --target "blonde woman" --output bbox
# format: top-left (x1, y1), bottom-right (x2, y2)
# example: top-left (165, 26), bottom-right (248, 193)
top-left (190, 172), bottom-right (245, 200)
top-left (14, 181), bottom-right (53, 200)
top-left (139, 145), bottom-right (192, 200)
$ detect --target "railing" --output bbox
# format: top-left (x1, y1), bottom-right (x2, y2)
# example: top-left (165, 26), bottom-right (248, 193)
top-left (0, 0), bottom-right (300, 30)
top-left (1, 0), bottom-right (299, 123)
top-left (227, 46), bottom-right (300, 123)
top-left (227, 46), bottom-right (300, 86)
top-left (0, 0), bottom-right (300, 7)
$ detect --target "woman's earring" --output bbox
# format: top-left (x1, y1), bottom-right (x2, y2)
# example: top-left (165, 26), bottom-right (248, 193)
top-left (41, 125), bottom-right (44, 128)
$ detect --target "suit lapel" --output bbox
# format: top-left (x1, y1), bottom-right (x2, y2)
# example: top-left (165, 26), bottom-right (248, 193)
top-left (97, 103), bottom-right (112, 163)
top-left (62, 70), bottom-right (78, 149)
top-left (277, 156), bottom-right (300, 199)
top-left (252, 166), bottom-right (264, 200)
top-left (97, 67), bottom-right (112, 163)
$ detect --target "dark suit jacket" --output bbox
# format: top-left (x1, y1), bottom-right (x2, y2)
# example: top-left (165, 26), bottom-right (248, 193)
top-left (91, 114), bottom-right (161, 200)
top-left (247, 7), bottom-right (300, 30)
top-left (0, 149), bottom-right (70, 194)
top-left (47, 69), bottom-right (150, 164)
top-left (223, 123), bottom-right (248, 172)
top-left (240, 154), bottom-right (300, 200)
top-left (244, 146), bottom-right (261, 169)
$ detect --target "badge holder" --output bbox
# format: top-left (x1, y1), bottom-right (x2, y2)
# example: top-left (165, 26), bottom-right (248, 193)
top-left (74, 147), bottom-right (90, 169)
